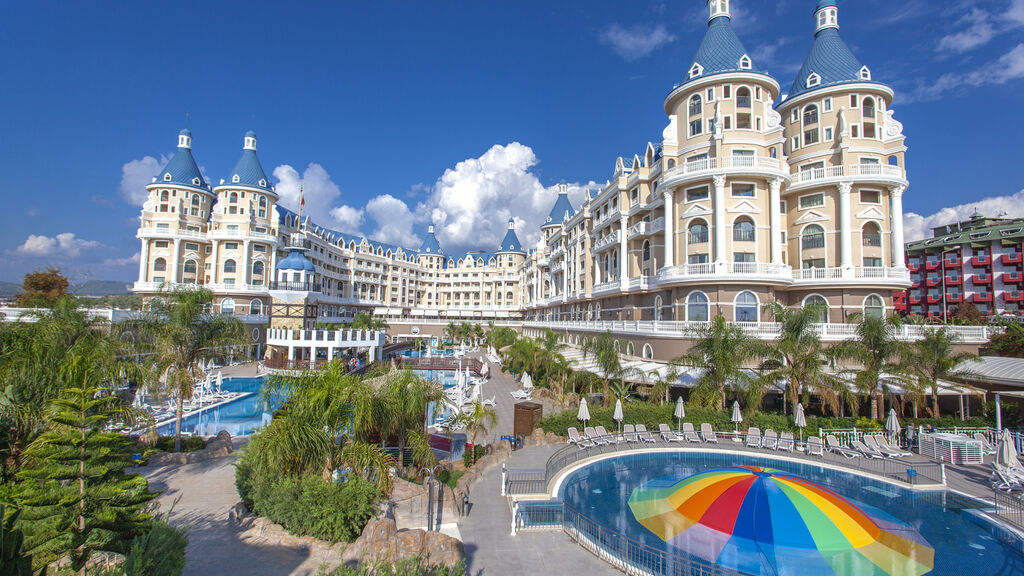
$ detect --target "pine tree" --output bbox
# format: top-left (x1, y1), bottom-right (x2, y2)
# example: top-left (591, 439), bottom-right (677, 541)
top-left (15, 357), bottom-right (155, 575)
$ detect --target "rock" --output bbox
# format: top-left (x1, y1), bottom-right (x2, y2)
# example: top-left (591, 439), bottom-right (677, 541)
top-left (228, 502), bottom-right (249, 525)
top-left (342, 516), bottom-right (465, 568)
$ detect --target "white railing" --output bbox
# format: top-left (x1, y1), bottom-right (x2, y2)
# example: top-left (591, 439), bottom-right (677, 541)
top-left (659, 262), bottom-right (792, 281)
top-left (592, 280), bottom-right (620, 294)
top-left (137, 227), bottom-right (207, 239)
top-left (627, 275), bottom-right (650, 291)
top-left (522, 320), bottom-right (997, 343)
top-left (593, 230), bottom-right (620, 251)
top-left (661, 156), bottom-right (786, 183)
top-left (0, 307), bottom-right (140, 324)
top-left (551, 261), bottom-right (565, 273)
top-left (627, 217), bottom-right (665, 239)
top-left (792, 267), bottom-right (910, 282)
top-left (791, 164), bottom-right (904, 186)
top-left (266, 328), bottom-right (385, 347)
top-left (206, 282), bottom-right (269, 293)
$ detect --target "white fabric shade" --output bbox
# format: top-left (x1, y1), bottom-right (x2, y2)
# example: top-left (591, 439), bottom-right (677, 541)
top-left (613, 399), bottom-right (623, 422)
top-left (885, 408), bottom-right (901, 435)
top-left (577, 398), bottom-right (591, 423)
top-left (998, 429), bottom-right (1019, 467)
top-left (794, 403), bottom-right (807, 429)
top-left (674, 397), bottom-right (686, 420)
top-left (731, 401), bottom-right (743, 423)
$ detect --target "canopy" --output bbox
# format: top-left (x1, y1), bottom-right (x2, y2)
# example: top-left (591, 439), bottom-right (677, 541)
top-left (613, 399), bottom-right (624, 422)
top-left (794, 403), bottom-right (807, 429)
top-left (731, 401), bottom-right (743, 424)
top-left (628, 467), bottom-right (934, 576)
top-left (577, 398), bottom-right (591, 423)
top-left (998, 429), bottom-right (1019, 467)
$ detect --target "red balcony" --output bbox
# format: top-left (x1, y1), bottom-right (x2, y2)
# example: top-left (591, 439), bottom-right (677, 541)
top-left (972, 274), bottom-right (992, 286)
top-left (909, 294), bottom-right (922, 304)
top-left (944, 256), bottom-right (962, 267)
top-left (908, 260), bottom-right (921, 272)
top-left (945, 274), bottom-right (963, 285)
top-left (947, 293), bottom-right (963, 303)
top-left (925, 260), bottom-right (940, 270)
top-left (925, 277), bottom-right (941, 287)
top-left (973, 292), bottom-right (993, 303)
top-left (1002, 252), bottom-right (1023, 265)
top-left (971, 255), bottom-right (991, 266)
top-left (1006, 291), bottom-right (1024, 303)
top-left (927, 294), bottom-right (942, 304)
top-left (1003, 271), bottom-right (1024, 283)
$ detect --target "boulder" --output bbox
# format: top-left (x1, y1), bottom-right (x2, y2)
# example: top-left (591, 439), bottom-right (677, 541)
top-left (342, 516), bottom-right (464, 568)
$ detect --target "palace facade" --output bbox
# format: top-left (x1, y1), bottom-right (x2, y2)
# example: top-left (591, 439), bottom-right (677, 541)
top-left (134, 1), bottom-right (928, 363)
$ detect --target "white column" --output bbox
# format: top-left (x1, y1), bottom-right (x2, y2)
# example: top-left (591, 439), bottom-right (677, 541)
top-left (619, 215), bottom-right (629, 290)
top-left (713, 175), bottom-right (727, 267)
top-left (663, 189), bottom-right (675, 268)
top-left (562, 257), bottom-right (568, 300)
top-left (170, 239), bottom-right (181, 284)
top-left (241, 240), bottom-right (251, 286)
top-left (769, 178), bottom-right (784, 265)
top-left (594, 255), bottom-right (601, 285)
top-left (287, 345), bottom-right (294, 361)
top-left (268, 247), bottom-right (277, 287)
top-left (209, 241), bottom-right (219, 284)
top-left (310, 346), bottom-right (317, 369)
top-left (138, 240), bottom-right (150, 283)
top-left (838, 182), bottom-right (853, 272)
top-left (890, 185), bottom-right (906, 268)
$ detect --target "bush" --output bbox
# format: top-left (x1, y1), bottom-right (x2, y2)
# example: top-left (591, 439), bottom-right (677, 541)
top-left (153, 435), bottom-right (206, 453)
top-left (121, 517), bottom-right (188, 576)
top-left (325, 556), bottom-right (466, 576)
top-left (236, 449), bottom-right (382, 543)
top-left (435, 469), bottom-right (465, 490)
top-left (462, 445), bottom-right (485, 468)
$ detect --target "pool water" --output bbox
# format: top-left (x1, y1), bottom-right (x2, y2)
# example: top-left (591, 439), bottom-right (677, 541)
top-left (559, 452), bottom-right (1024, 576)
top-left (155, 377), bottom-right (280, 437)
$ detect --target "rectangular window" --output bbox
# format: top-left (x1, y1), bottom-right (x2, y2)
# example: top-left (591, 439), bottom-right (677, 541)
top-left (755, 117), bottom-right (762, 131)
top-left (851, 124), bottom-right (860, 138)
top-left (780, 200), bottom-right (788, 213)
top-left (734, 253), bottom-right (755, 263)
top-left (688, 254), bottom-right (709, 264)
top-left (802, 258), bottom-right (825, 269)
top-left (791, 136), bottom-right (800, 151)
top-left (755, 86), bottom-right (762, 101)
top-left (205, 246), bottom-right (212, 254)
top-left (823, 97), bottom-right (833, 112)
top-left (723, 85), bottom-right (731, 99)
top-left (863, 123), bottom-right (876, 138)
top-left (724, 116), bottom-right (732, 130)
top-left (184, 242), bottom-right (199, 251)
top-left (706, 87), bottom-right (715, 101)
top-left (252, 244), bottom-right (266, 252)
top-left (223, 278), bottom-right (235, 286)
top-left (781, 231), bottom-right (787, 244)
top-left (860, 190), bottom-right (881, 204)
top-left (824, 127), bottom-right (834, 141)
top-left (850, 94), bottom-right (859, 108)
top-left (863, 257), bottom-right (883, 267)
top-left (707, 118), bottom-right (716, 133)
top-left (799, 193), bottom-right (825, 209)
top-left (689, 119), bottom-right (702, 136)
top-left (791, 109), bottom-right (799, 123)
top-left (156, 223), bottom-right (169, 230)
top-left (224, 242), bottom-right (238, 250)
top-left (731, 184), bottom-right (755, 198)
top-left (153, 276), bottom-right (165, 283)
top-left (154, 240), bottom-right (168, 248)
top-left (804, 128), bottom-right (819, 144)
top-left (686, 186), bottom-right (710, 202)
top-left (227, 224), bottom-right (238, 231)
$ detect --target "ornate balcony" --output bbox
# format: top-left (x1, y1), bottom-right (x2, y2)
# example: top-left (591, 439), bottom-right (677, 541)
top-left (593, 230), bottom-right (621, 252)
top-left (787, 163), bottom-right (906, 191)
top-left (627, 217), bottom-right (665, 239)
top-left (659, 262), bottom-right (792, 285)
top-left (790, 266), bottom-right (910, 286)
top-left (660, 156), bottom-right (790, 188)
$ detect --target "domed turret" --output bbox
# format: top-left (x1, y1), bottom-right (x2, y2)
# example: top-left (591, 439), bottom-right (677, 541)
top-left (221, 131), bottom-right (276, 196)
top-left (788, 0), bottom-right (883, 99)
top-left (498, 218), bottom-right (525, 254)
top-left (676, 0), bottom-right (773, 89)
top-left (153, 129), bottom-right (210, 191)
top-left (544, 184), bottom-right (575, 227)
top-left (419, 224), bottom-right (443, 255)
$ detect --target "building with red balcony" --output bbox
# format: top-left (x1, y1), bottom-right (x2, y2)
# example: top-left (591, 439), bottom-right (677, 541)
top-left (903, 214), bottom-right (1024, 319)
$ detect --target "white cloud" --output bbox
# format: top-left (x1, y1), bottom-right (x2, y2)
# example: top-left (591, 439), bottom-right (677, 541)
top-left (365, 195), bottom-right (420, 247)
top-left (119, 155), bottom-right (169, 205)
top-left (600, 23), bottom-right (676, 61)
top-left (414, 142), bottom-right (596, 253)
top-left (904, 43), bottom-right (1024, 102)
top-left (904, 188), bottom-right (1024, 242)
top-left (272, 162), bottom-right (348, 228)
top-left (102, 252), bottom-right (141, 269)
top-left (329, 205), bottom-right (365, 234)
top-left (13, 233), bottom-right (102, 258)
top-left (938, 8), bottom-right (996, 53)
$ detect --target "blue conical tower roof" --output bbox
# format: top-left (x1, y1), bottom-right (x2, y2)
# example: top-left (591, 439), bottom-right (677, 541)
top-left (498, 218), bottom-right (525, 254)
top-left (221, 132), bottom-right (276, 196)
top-left (419, 225), bottom-right (443, 255)
top-left (154, 129), bottom-right (210, 191)
top-left (789, 1), bottom-right (884, 99)
top-left (545, 191), bottom-right (575, 226)
top-left (679, 7), bottom-right (773, 88)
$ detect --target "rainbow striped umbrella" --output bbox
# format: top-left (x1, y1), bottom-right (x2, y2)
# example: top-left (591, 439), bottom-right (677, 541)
top-left (628, 466), bottom-right (933, 576)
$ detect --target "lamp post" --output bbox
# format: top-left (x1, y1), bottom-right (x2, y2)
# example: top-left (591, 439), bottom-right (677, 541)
top-left (420, 465), bottom-right (443, 531)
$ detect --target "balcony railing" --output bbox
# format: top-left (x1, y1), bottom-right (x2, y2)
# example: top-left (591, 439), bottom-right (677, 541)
top-left (862, 234), bottom-right (882, 247)
top-left (791, 267), bottom-right (910, 282)
top-left (801, 234), bottom-right (825, 250)
top-left (593, 231), bottom-right (620, 251)
top-left (661, 156), bottom-right (785, 183)
top-left (269, 280), bottom-right (321, 292)
top-left (790, 164), bottom-right (903, 185)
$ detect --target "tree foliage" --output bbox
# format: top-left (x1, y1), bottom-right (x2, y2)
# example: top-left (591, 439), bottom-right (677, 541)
top-left (900, 327), bottom-right (979, 418)
top-left (673, 316), bottom-right (757, 410)
top-left (988, 321), bottom-right (1024, 358)
top-left (14, 269), bottom-right (69, 309)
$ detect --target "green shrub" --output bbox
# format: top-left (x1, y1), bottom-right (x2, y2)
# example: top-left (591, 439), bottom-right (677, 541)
top-left (435, 469), bottom-right (465, 489)
top-left (234, 454), bottom-right (255, 511)
top-left (153, 436), bottom-right (206, 453)
top-left (121, 517), bottom-right (188, 576)
top-left (462, 445), bottom-right (485, 468)
top-left (325, 556), bottom-right (466, 576)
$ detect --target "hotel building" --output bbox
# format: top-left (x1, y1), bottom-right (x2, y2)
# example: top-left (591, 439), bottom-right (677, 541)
top-left (134, 1), bottom-right (961, 365)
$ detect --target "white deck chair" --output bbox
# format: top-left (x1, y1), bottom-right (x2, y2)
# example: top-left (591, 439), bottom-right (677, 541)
top-left (874, 434), bottom-right (912, 457)
top-left (807, 436), bottom-right (824, 456)
top-left (700, 423), bottom-right (718, 444)
top-left (482, 396), bottom-right (496, 407)
top-left (584, 426), bottom-right (608, 446)
top-left (745, 427), bottom-right (762, 449)
top-left (826, 435), bottom-right (862, 459)
top-left (778, 431), bottom-right (795, 452)
top-left (762, 429), bottom-right (779, 450)
top-left (569, 428), bottom-right (593, 448)
top-left (567, 427), bottom-right (581, 444)
top-left (851, 440), bottom-right (884, 459)
top-left (595, 425), bottom-right (619, 443)
top-left (682, 422), bottom-right (701, 443)
top-left (623, 424), bottom-right (638, 443)
top-left (974, 433), bottom-right (998, 456)
top-left (863, 435), bottom-right (897, 458)
top-left (994, 464), bottom-right (1023, 492)
top-left (636, 424), bottom-right (657, 443)
top-left (659, 424), bottom-right (682, 442)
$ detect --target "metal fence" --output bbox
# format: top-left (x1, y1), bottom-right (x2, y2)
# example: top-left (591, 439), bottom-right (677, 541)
top-left (995, 490), bottom-right (1024, 530)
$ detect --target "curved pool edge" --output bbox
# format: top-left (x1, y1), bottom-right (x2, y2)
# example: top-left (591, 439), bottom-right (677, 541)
top-left (547, 446), bottom-right (946, 498)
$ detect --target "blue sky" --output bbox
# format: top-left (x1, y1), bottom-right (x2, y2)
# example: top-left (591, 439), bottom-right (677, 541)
top-left (1, 0), bottom-right (1022, 283)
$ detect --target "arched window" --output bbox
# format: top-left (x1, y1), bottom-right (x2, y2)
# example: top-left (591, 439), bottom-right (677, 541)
top-left (736, 87), bottom-right (751, 109)
top-left (626, 341), bottom-right (635, 356)
top-left (687, 291), bottom-right (709, 322)
top-left (864, 295), bottom-right (885, 319)
top-left (223, 259), bottom-right (236, 274)
top-left (183, 259), bottom-right (197, 276)
top-left (229, 192), bottom-right (238, 203)
top-left (688, 94), bottom-right (702, 116)
top-left (153, 258), bottom-right (166, 272)
top-left (733, 217), bottom-right (755, 242)
top-left (642, 240), bottom-right (651, 262)
top-left (249, 300), bottom-right (263, 315)
top-left (801, 224), bottom-right (825, 250)
top-left (654, 295), bottom-right (664, 321)
top-left (507, 291), bottom-right (514, 300)
top-left (803, 104), bottom-right (820, 144)
top-left (221, 297), bottom-right (235, 315)
top-left (804, 295), bottom-right (829, 323)
top-left (688, 221), bottom-right (709, 244)
top-left (160, 191), bottom-right (169, 201)
top-left (735, 291), bottom-right (759, 322)
top-left (642, 344), bottom-right (654, 360)
top-left (802, 104), bottom-right (819, 125)
top-left (258, 196), bottom-right (267, 208)
top-left (862, 222), bottom-right (882, 249)
top-left (252, 261), bottom-right (265, 277)
top-left (191, 195), bottom-right (201, 216)
top-left (862, 97), bottom-right (876, 118)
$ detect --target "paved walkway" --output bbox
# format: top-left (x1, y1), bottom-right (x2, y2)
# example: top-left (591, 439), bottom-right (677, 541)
top-left (140, 450), bottom-right (332, 576)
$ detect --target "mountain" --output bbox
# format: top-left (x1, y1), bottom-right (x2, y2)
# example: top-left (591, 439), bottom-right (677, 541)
top-left (71, 280), bottom-right (132, 297)
top-left (0, 282), bottom-right (20, 297)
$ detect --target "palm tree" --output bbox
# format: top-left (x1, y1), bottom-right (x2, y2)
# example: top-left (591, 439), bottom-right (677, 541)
top-left (459, 399), bottom-right (498, 465)
top-left (371, 369), bottom-right (443, 467)
top-left (137, 287), bottom-right (246, 452)
top-left (443, 322), bottom-right (457, 347)
top-left (472, 323), bottom-right (484, 346)
top-left (673, 316), bottom-right (756, 409)
top-left (580, 331), bottom-right (623, 407)
top-left (901, 327), bottom-right (979, 418)
top-left (350, 312), bottom-right (388, 331)
top-left (830, 314), bottom-right (910, 419)
top-left (756, 301), bottom-right (850, 416)
top-left (643, 365), bottom-right (680, 405)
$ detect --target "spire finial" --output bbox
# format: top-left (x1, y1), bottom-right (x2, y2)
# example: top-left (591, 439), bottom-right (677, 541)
top-left (814, 0), bottom-right (839, 34)
top-left (708, 0), bottom-right (730, 22)
top-left (297, 183), bottom-right (304, 223)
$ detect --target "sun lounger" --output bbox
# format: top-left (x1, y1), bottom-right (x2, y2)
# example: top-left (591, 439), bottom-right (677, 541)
top-left (863, 435), bottom-right (897, 458)
top-left (762, 429), bottom-right (779, 450)
top-left (745, 427), bottom-right (762, 449)
top-left (567, 427), bottom-right (581, 444)
top-left (568, 427), bottom-right (593, 448)
top-left (851, 440), bottom-right (884, 459)
top-left (681, 422), bottom-right (701, 443)
top-left (595, 425), bottom-right (619, 443)
top-left (778, 431), bottom-right (795, 452)
top-left (659, 423), bottom-right (683, 442)
top-left (700, 423), bottom-right (718, 443)
top-left (482, 396), bottom-right (496, 407)
top-left (974, 433), bottom-right (998, 455)
top-left (993, 463), bottom-right (1024, 492)
top-left (807, 436), bottom-right (824, 456)
top-left (874, 434), bottom-right (912, 457)
top-left (623, 424), bottom-right (638, 443)
top-left (585, 426), bottom-right (608, 446)
top-left (636, 424), bottom-right (657, 443)
top-left (826, 435), bottom-right (862, 459)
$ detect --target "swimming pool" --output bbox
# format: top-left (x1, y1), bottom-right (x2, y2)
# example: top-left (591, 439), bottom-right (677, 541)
top-left (558, 452), bottom-right (1024, 576)
top-left (158, 369), bottom-right (462, 437)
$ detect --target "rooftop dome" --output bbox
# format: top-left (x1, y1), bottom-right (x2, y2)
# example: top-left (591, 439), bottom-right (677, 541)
top-left (419, 225), bottom-right (442, 255)
top-left (545, 189), bottom-right (575, 226)
top-left (220, 131), bottom-right (276, 195)
top-left (497, 218), bottom-right (525, 254)
top-left (153, 129), bottom-right (210, 191)
top-left (276, 249), bottom-right (316, 272)
top-left (676, 0), bottom-right (773, 89)
top-left (788, 1), bottom-right (885, 99)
